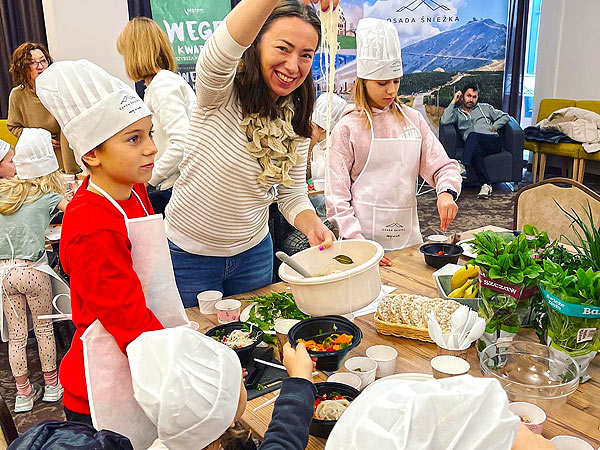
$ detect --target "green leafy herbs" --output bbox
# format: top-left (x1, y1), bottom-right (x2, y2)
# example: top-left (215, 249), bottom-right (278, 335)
top-left (469, 231), bottom-right (543, 285)
top-left (556, 200), bottom-right (600, 271)
top-left (247, 292), bottom-right (309, 343)
top-left (333, 255), bottom-right (354, 265)
top-left (542, 259), bottom-right (600, 307)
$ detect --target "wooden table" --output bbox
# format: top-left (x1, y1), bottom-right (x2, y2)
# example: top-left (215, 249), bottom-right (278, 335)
top-left (186, 233), bottom-right (600, 449)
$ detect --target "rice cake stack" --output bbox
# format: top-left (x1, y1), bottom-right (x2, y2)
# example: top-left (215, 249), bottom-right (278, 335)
top-left (375, 293), bottom-right (460, 342)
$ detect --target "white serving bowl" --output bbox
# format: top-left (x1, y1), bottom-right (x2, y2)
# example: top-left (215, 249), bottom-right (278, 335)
top-left (278, 239), bottom-right (384, 316)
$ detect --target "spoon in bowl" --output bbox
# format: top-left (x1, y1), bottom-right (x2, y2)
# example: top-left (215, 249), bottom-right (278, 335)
top-left (275, 251), bottom-right (312, 278)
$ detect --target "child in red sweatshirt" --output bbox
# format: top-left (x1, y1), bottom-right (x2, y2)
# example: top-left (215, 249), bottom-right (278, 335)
top-left (36, 59), bottom-right (188, 426)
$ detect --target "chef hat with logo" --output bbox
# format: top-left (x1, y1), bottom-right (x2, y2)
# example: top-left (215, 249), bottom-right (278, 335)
top-left (14, 128), bottom-right (59, 180)
top-left (127, 327), bottom-right (242, 450)
top-left (0, 139), bottom-right (10, 161)
top-left (356, 18), bottom-right (403, 80)
top-left (312, 93), bottom-right (348, 131)
top-left (325, 375), bottom-right (520, 450)
top-left (35, 59), bottom-right (151, 166)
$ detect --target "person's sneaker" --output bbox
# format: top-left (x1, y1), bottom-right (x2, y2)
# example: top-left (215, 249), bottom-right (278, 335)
top-left (42, 383), bottom-right (64, 402)
top-left (478, 183), bottom-right (493, 199)
top-left (459, 162), bottom-right (467, 179)
top-left (14, 382), bottom-right (43, 413)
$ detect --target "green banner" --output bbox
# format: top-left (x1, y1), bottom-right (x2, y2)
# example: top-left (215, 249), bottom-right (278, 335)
top-left (150, 0), bottom-right (231, 86)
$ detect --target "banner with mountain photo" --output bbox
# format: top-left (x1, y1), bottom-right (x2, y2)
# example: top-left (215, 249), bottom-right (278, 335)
top-left (149, 0), bottom-right (231, 89)
top-left (312, 0), bottom-right (509, 134)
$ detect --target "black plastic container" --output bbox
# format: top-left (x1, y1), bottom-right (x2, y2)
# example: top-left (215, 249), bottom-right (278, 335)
top-left (310, 382), bottom-right (360, 439)
top-left (288, 316), bottom-right (362, 371)
top-left (205, 321), bottom-right (264, 366)
top-left (420, 243), bottom-right (464, 269)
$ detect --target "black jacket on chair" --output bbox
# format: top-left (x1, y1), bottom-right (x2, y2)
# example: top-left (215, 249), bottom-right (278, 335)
top-left (439, 116), bottom-right (524, 184)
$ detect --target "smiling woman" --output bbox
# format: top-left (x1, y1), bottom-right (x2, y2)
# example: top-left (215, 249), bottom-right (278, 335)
top-left (165, 0), bottom-right (338, 307)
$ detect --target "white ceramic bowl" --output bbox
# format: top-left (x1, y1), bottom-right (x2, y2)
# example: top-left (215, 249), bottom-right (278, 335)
top-left (327, 372), bottom-right (362, 391)
top-left (278, 239), bottom-right (384, 316)
top-left (344, 357), bottom-right (377, 390)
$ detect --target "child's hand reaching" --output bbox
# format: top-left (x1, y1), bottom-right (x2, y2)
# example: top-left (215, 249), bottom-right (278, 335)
top-left (282, 342), bottom-right (315, 381)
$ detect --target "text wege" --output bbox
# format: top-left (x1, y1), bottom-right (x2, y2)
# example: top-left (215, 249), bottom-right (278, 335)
top-left (162, 20), bottom-right (223, 43)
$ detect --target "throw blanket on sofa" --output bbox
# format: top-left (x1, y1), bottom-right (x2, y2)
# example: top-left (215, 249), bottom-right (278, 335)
top-left (536, 107), bottom-right (600, 153)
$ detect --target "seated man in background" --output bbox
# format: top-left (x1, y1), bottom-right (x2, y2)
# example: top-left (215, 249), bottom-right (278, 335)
top-left (440, 82), bottom-right (510, 199)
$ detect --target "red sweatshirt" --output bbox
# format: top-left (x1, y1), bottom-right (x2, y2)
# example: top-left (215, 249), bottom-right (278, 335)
top-left (59, 177), bottom-right (164, 414)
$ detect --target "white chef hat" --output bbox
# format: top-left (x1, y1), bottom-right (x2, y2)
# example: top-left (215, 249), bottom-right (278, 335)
top-left (356, 18), bottom-right (403, 80)
top-left (35, 59), bottom-right (151, 166)
top-left (312, 93), bottom-right (347, 131)
top-left (0, 139), bottom-right (10, 161)
top-left (14, 128), bottom-right (59, 180)
top-left (127, 327), bottom-right (242, 450)
top-left (325, 375), bottom-right (520, 450)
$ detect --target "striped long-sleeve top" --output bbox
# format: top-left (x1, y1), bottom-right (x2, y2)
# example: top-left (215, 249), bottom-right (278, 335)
top-left (165, 22), bottom-right (314, 257)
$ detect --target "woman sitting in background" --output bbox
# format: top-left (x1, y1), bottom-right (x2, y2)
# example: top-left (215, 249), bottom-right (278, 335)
top-left (7, 42), bottom-right (79, 174)
top-left (117, 17), bottom-right (196, 214)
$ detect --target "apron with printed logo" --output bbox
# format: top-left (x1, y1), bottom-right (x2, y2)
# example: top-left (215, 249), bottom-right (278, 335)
top-left (82, 180), bottom-right (189, 450)
top-left (351, 105), bottom-right (423, 251)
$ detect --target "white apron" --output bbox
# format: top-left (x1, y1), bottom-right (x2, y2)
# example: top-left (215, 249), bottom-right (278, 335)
top-left (351, 106), bottom-right (423, 251)
top-left (82, 181), bottom-right (188, 450)
top-left (0, 237), bottom-right (71, 342)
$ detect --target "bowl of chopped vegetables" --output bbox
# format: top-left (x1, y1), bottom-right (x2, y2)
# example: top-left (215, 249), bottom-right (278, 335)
top-left (288, 316), bottom-right (362, 371)
top-left (310, 382), bottom-right (360, 438)
top-left (206, 321), bottom-right (264, 366)
top-left (419, 243), bottom-right (463, 269)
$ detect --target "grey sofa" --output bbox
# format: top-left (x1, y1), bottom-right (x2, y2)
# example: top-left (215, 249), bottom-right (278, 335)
top-left (438, 116), bottom-right (524, 185)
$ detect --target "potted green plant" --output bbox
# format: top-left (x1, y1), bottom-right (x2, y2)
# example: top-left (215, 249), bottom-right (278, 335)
top-left (470, 229), bottom-right (547, 351)
top-left (540, 203), bottom-right (600, 381)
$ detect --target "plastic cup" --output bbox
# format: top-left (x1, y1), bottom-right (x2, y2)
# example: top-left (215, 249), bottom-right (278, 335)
top-left (430, 355), bottom-right (470, 379)
top-left (197, 290), bottom-right (222, 314)
top-left (508, 402), bottom-right (546, 435)
top-left (215, 299), bottom-right (241, 324)
top-left (427, 234), bottom-right (449, 243)
top-left (551, 436), bottom-right (594, 450)
top-left (436, 344), bottom-right (469, 360)
top-left (327, 372), bottom-right (362, 391)
top-left (185, 321), bottom-right (200, 331)
top-left (274, 319), bottom-right (300, 361)
top-left (366, 345), bottom-right (398, 378)
top-left (344, 357), bottom-right (377, 390)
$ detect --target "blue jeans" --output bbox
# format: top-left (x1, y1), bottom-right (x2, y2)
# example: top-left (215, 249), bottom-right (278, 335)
top-left (169, 234), bottom-right (274, 308)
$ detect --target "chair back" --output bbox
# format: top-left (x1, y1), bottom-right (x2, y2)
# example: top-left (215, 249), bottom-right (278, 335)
top-left (0, 120), bottom-right (17, 147)
top-left (0, 394), bottom-right (18, 448)
top-left (514, 178), bottom-right (600, 243)
top-left (536, 99), bottom-right (577, 123)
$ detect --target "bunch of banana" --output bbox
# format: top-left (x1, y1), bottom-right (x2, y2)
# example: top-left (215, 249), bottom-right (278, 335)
top-left (449, 265), bottom-right (480, 298)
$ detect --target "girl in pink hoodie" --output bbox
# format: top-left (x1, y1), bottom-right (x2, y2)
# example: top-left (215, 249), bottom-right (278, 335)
top-left (326, 18), bottom-right (462, 266)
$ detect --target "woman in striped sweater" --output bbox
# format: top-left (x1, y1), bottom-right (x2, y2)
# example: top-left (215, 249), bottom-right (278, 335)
top-left (165, 0), bottom-right (338, 307)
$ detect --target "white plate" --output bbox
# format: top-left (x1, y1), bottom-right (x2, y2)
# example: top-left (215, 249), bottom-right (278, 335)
top-left (45, 224), bottom-right (62, 241)
top-left (457, 239), bottom-right (476, 259)
top-left (364, 372), bottom-right (433, 391)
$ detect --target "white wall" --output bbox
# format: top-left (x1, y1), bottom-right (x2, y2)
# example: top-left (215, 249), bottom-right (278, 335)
top-left (532, 0), bottom-right (600, 174)
top-left (42, 0), bottom-right (133, 87)
top-left (532, 0), bottom-right (600, 119)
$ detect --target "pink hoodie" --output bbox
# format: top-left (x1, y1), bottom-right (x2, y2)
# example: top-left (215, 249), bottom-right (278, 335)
top-left (326, 103), bottom-right (462, 240)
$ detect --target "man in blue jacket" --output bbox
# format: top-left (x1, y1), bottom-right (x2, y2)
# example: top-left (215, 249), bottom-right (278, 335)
top-left (441, 83), bottom-right (510, 199)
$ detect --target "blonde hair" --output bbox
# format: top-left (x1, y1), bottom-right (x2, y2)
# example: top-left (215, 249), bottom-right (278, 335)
top-left (0, 171), bottom-right (65, 215)
top-left (352, 78), bottom-right (404, 128)
top-left (117, 17), bottom-right (177, 81)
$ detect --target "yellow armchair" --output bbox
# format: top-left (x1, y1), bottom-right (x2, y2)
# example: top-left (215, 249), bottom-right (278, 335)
top-left (0, 120), bottom-right (17, 147)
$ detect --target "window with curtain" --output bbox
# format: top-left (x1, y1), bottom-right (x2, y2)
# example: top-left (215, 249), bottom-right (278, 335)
top-left (521, 0), bottom-right (542, 124)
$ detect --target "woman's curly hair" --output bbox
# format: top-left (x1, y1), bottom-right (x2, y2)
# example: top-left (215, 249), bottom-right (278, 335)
top-left (9, 42), bottom-right (53, 89)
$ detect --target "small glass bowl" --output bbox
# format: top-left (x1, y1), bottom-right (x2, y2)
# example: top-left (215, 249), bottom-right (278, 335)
top-left (480, 341), bottom-right (580, 410)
